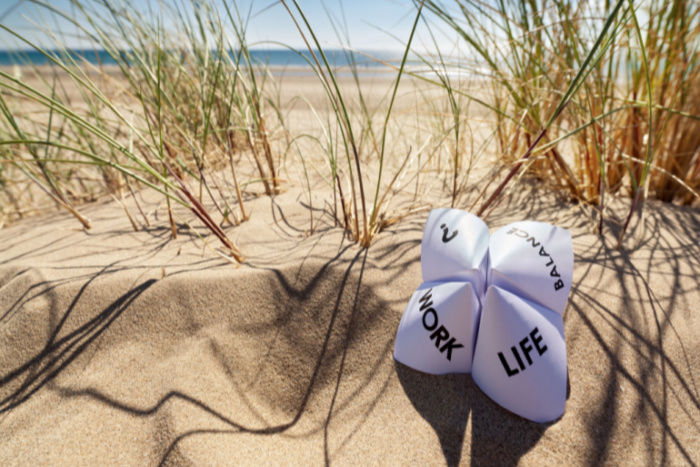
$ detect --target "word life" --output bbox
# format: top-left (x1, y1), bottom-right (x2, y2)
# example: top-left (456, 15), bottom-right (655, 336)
top-left (440, 224), bottom-right (458, 243)
top-left (416, 288), bottom-right (464, 361)
top-left (498, 327), bottom-right (548, 377)
top-left (506, 227), bottom-right (565, 291)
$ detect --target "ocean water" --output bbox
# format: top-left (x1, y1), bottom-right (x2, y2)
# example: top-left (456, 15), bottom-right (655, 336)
top-left (0, 48), bottom-right (481, 79)
top-left (0, 48), bottom-right (397, 70)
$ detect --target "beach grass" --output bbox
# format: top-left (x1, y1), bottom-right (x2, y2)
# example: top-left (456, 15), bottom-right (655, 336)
top-left (0, 0), bottom-right (699, 257)
top-left (419, 0), bottom-right (700, 244)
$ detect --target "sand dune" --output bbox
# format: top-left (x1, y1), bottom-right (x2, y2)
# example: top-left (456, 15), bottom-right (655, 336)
top-left (1, 182), bottom-right (699, 465)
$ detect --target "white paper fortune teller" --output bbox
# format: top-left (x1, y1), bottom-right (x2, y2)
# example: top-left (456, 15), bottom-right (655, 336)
top-left (394, 208), bottom-right (573, 423)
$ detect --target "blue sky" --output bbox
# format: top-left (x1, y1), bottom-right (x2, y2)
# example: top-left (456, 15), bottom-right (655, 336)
top-left (0, 0), bottom-right (460, 53)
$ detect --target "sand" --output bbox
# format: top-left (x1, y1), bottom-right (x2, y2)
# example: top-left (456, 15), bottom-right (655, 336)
top-left (1, 74), bottom-right (700, 465)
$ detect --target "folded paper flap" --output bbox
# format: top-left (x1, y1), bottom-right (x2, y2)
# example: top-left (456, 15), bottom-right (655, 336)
top-left (488, 221), bottom-right (573, 315)
top-left (394, 281), bottom-right (480, 375)
top-left (472, 286), bottom-right (567, 423)
top-left (421, 208), bottom-right (489, 288)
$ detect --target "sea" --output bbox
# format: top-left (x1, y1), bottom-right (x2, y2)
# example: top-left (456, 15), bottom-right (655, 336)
top-left (0, 48), bottom-right (402, 75)
top-left (0, 48), bottom-right (486, 81)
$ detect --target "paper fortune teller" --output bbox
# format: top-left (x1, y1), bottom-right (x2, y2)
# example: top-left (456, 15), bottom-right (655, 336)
top-left (394, 208), bottom-right (574, 423)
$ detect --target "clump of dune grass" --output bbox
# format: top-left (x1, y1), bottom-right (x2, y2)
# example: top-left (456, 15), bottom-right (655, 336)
top-left (420, 0), bottom-right (700, 245)
top-left (0, 0), bottom-right (438, 254)
top-left (279, 0), bottom-right (428, 247)
top-left (0, 0), bottom-right (296, 261)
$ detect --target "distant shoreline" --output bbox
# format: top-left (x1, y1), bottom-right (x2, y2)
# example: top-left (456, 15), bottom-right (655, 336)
top-left (0, 48), bottom-right (402, 68)
top-left (0, 63), bottom-right (485, 82)
top-left (0, 63), bottom-right (404, 81)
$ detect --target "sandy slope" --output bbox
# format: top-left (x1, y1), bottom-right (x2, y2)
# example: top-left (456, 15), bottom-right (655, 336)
top-left (1, 177), bottom-right (699, 466)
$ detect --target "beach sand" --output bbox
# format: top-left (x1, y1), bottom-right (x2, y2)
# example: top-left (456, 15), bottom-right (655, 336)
top-left (1, 74), bottom-right (699, 465)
